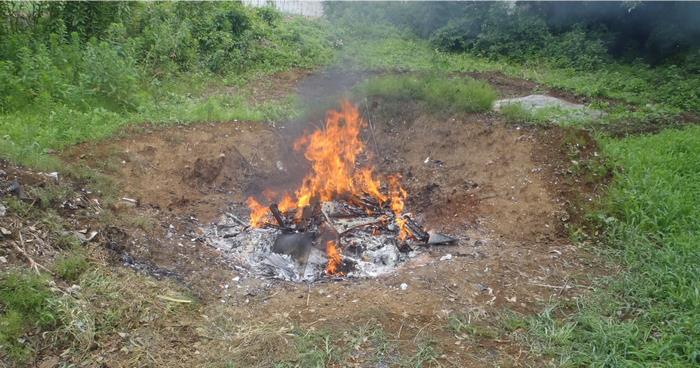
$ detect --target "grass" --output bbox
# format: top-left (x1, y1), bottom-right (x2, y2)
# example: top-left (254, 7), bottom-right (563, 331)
top-left (499, 103), bottom-right (548, 126)
top-left (528, 126), bottom-right (700, 366)
top-left (356, 74), bottom-right (497, 113)
top-left (0, 92), bottom-right (300, 171)
top-left (0, 271), bottom-right (59, 362)
top-left (54, 247), bottom-right (90, 283)
top-left (336, 23), bottom-right (699, 121)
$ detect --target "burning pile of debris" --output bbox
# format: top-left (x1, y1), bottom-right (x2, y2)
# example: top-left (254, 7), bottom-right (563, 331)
top-left (206, 101), bottom-right (456, 281)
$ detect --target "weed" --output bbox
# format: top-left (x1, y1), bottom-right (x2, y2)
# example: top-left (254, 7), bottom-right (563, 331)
top-left (121, 213), bottom-right (156, 232)
top-left (401, 339), bottom-right (441, 368)
top-left (29, 183), bottom-right (74, 209)
top-left (3, 196), bottom-right (31, 218)
top-left (500, 103), bottom-right (543, 125)
top-left (290, 328), bottom-right (339, 368)
top-left (54, 247), bottom-right (90, 282)
top-left (0, 271), bottom-right (59, 362)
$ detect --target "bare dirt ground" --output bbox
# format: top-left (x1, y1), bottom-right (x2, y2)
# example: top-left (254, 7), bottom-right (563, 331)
top-left (2, 71), bottom-right (607, 367)
top-left (62, 105), bottom-right (602, 366)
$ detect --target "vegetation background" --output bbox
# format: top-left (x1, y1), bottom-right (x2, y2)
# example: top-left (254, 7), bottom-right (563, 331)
top-left (1, 1), bottom-right (698, 366)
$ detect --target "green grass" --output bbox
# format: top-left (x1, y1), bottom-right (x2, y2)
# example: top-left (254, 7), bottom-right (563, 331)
top-left (529, 126), bottom-right (700, 366)
top-left (499, 103), bottom-right (547, 125)
top-left (0, 91), bottom-right (300, 170)
top-left (356, 74), bottom-right (497, 113)
top-left (54, 247), bottom-right (90, 283)
top-left (0, 271), bottom-right (59, 362)
top-left (336, 23), bottom-right (699, 116)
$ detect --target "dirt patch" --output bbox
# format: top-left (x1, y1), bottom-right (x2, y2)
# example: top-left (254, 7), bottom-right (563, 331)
top-left (64, 122), bottom-right (283, 222)
top-left (464, 71), bottom-right (540, 98)
top-left (54, 92), bottom-right (604, 366)
top-left (203, 68), bottom-right (314, 105)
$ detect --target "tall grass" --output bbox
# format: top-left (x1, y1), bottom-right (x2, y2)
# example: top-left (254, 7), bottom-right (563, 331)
top-left (530, 126), bottom-right (700, 366)
top-left (356, 75), bottom-right (497, 113)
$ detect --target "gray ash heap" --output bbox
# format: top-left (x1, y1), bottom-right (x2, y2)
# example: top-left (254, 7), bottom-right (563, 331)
top-left (205, 101), bottom-right (456, 282)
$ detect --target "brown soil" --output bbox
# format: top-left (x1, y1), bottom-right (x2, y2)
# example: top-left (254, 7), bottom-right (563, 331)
top-left (55, 88), bottom-right (604, 366)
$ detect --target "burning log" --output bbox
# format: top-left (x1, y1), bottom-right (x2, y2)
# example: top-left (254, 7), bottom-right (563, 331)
top-left (403, 215), bottom-right (429, 242)
top-left (269, 203), bottom-right (287, 229)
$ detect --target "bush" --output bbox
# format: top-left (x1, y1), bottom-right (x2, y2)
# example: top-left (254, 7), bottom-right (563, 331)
top-left (546, 26), bottom-right (609, 69)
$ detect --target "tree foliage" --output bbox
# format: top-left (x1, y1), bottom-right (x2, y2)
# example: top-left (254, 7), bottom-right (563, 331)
top-left (325, 1), bottom-right (700, 68)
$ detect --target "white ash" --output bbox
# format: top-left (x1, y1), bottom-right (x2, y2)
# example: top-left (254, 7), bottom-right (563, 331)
top-left (205, 207), bottom-right (420, 282)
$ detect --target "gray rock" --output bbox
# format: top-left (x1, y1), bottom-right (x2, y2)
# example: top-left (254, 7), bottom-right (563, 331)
top-left (493, 94), bottom-right (605, 121)
top-left (0, 203), bottom-right (5, 217)
top-left (493, 94), bottom-right (584, 112)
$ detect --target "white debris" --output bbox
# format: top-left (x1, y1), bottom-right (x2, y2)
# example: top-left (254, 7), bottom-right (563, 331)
top-left (0, 203), bottom-right (5, 217)
top-left (439, 254), bottom-right (453, 261)
top-left (400, 283), bottom-right (408, 290)
top-left (46, 172), bottom-right (59, 182)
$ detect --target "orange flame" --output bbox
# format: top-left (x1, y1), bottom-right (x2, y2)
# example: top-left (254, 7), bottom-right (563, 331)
top-left (325, 240), bottom-right (342, 275)
top-left (388, 174), bottom-right (411, 240)
top-left (292, 100), bottom-right (368, 209)
top-left (247, 197), bottom-right (270, 228)
top-left (246, 101), bottom-right (413, 267)
top-left (278, 192), bottom-right (296, 213)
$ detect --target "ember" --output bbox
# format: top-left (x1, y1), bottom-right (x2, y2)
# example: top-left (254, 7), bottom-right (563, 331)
top-left (207, 100), bottom-right (456, 281)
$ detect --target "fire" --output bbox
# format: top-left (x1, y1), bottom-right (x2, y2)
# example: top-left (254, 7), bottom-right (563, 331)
top-left (245, 100), bottom-right (413, 274)
top-left (388, 174), bottom-right (411, 240)
top-left (247, 100), bottom-right (394, 227)
top-left (325, 240), bottom-right (342, 275)
top-left (247, 197), bottom-right (269, 228)
top-left (292, 100), bottom-right (381, 209)
top-left (278, 192), bottom-right (296, 212)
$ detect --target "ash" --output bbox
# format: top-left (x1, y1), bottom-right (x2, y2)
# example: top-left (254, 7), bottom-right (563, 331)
top-left (204, 202), bottom-right (428, 282)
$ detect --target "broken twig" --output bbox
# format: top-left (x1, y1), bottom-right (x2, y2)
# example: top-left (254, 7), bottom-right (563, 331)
top-left (225, 212), bottom-right (249, 228)
top-left (13, 232), bottom-right (52, 274)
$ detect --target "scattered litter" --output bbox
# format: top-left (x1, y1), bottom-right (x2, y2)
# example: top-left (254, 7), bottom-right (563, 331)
top-left (120, 197), bottom-right (138, 207)
top-left (400, 283), bottom-right (408, 290)
top-left (45, 172), bottom-right (59, 182)
top-left (67, 284), bottom-right (81, 294)
top-left (156, 295), bottom-right (192, 303)
top-left (439, 254), bottom-right (453, 261)
top-left (5, 179), bottom-right (26, 198)
top-left (0, 256), bottom-right (7, 263)
top-left (74, 230), bottom-right (98, 243)
top-left (0, 227), bottom-right (11, 236)
top-left (428, 232), bottom-right (458, 245)
top-left (0, 203), bottom-right (5, 216)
